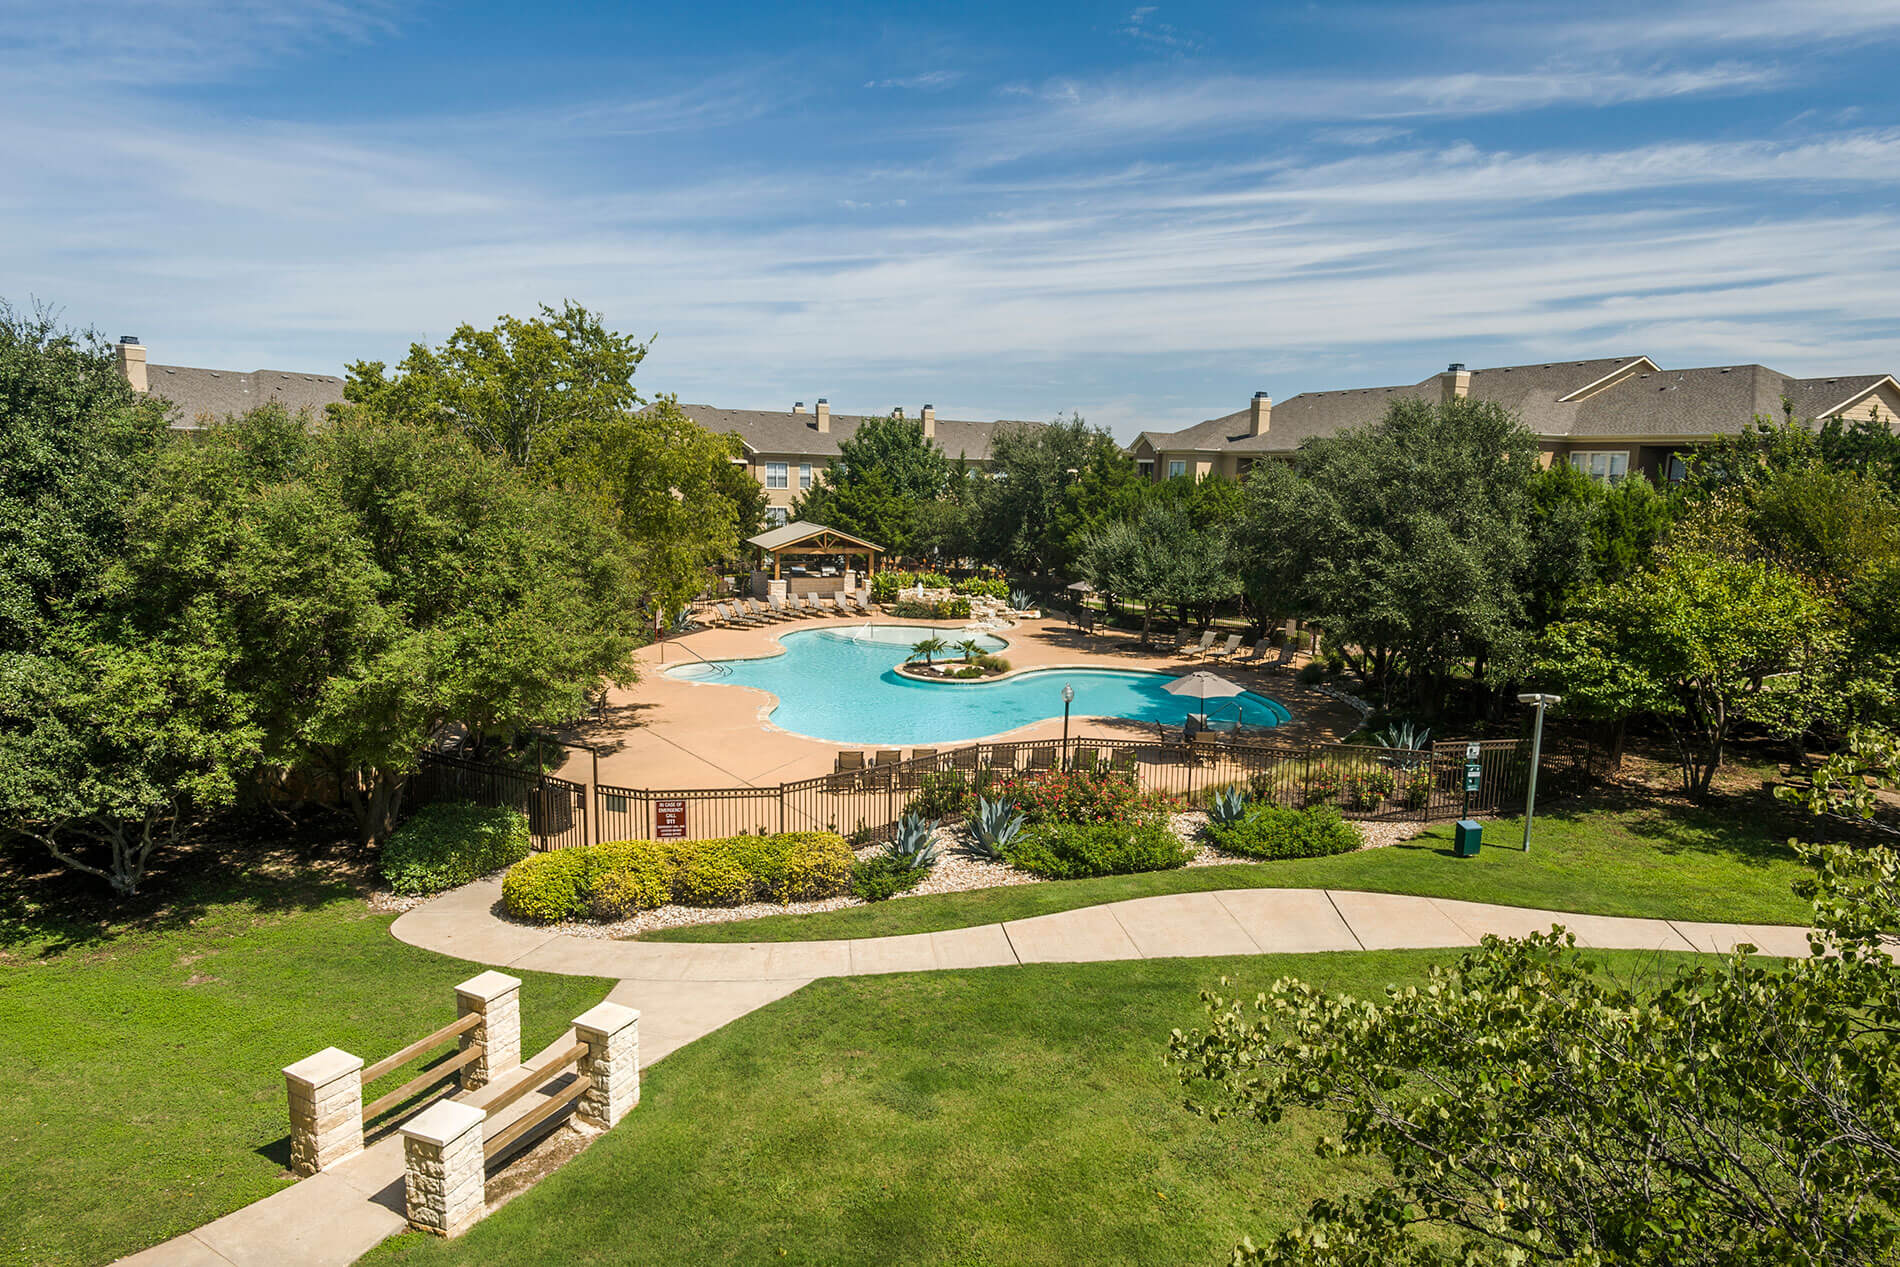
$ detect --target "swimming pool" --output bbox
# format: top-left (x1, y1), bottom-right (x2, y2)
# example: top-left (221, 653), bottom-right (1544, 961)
top-left (664, 625), bottom-right (1292, 746)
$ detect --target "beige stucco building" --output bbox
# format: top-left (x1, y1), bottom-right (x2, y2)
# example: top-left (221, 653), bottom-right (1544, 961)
top-left (1131, 357), bottom-right (1900, 486)
top-left (674, 400), bottom-right (1033, 523)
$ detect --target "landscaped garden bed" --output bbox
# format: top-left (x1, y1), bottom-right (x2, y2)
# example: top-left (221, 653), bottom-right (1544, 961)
top-left (489, 768), bottom-right (1420, 940)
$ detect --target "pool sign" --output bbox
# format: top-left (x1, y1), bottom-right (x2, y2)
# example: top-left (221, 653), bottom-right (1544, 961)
top-left (1463, 743), bottom-right (1483, 795)
top-left (1465, 742), bottom-right (1482, 760)
top-left (655, 798), bottom-right (688, 840)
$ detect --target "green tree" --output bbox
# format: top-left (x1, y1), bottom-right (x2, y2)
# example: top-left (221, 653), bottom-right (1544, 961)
top-left (793, 412), bottom-right (953, 558)
top-left (1536, 551), bottom-right (1830, 795)
top-left (1171, 839), bottom-right (1900, 1263)
top-left (121, 406), bottom-right (643, 841)
top-left (1080, 502), bottom-right (1233, 645)
top-left (973, 414), bottom-right (1142, 576)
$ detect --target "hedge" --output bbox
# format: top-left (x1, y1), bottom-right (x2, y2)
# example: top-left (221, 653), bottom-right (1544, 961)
top-left (501, 830), bottom-right (854, 923)
top-left (380, 803), bottom-right (532, 896)
top-left (1004, 821), bottom-right (1191, 880)
top-left (1204, 803), bottom-right (1362, 860)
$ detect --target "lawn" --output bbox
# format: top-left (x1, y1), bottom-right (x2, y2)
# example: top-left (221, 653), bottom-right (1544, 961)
top-left (643, 791), bottom-right (1820, 943)
top-left (368, 947), bottom-right (1705, 1266)
top-left (0, 825), bottom-right (612, 1267)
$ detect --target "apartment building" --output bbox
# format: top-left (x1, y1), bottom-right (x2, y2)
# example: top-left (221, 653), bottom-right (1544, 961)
top-left (1131, 356), bottom-right (1900, 485)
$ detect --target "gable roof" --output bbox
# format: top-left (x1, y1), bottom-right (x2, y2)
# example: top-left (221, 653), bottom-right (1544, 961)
top-left (146, 363), bottom-right (347, 428)
top-left (1140, 356), bottom-right (1899, 455)
top-left (675, 405), bottom-right (1037, 462)
top-left (745, 520), bottom-right (885, 553)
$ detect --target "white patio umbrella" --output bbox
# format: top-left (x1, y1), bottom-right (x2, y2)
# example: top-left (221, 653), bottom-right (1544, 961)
top-left (1161, 670), bottom-right (1246, 722)
top-left (1064, 579), bottom-right (1096, 593)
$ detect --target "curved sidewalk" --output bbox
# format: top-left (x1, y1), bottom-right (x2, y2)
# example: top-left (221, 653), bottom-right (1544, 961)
top-left (392, 877), bottom-right (1815, 979)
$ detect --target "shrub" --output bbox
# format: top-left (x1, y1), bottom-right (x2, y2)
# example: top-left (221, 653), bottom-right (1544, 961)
top-left (501, 848), bottom-right (590, 922)
top-left (769, 831), bottom-right (854, 902)
top-left (1304, 762), bottom-right (1344, 805)
top-left (1204, 803), bottom-right (1362, 860)
top-left (580, 840), bottom-right (671, 918)
top-left (1296, 661), bottom-right (1326, 685)
top-left (906, 771), bottom-right (982, 820)
top-left (380, 803), bottom-right (531, 895)
top-left (872, 569), bottom-right (953, 603)
top-left (974, 653), bottom-right (1010, 674)
top-left (1402, 767), bottom-right (1433, 809)
top-left (996, 767), bottom-right (1169, 826)
top-left (1005, 820), bottom-right (1191, 879)
top-left (850, 853), bottom-right (927, 901)
top-left (953, 577), bottom-right (1010, 599)
top-left (1342, 766), bottom-right (1398, 810)
top-left (672, 843), bottom-right (758, 906)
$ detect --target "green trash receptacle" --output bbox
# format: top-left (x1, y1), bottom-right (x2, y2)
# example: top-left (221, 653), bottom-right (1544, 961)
top-left (1453, 819), bottom-right (1483, 857)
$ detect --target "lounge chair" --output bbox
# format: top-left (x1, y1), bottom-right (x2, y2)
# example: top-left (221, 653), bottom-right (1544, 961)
top-left (1235, 642), bottom-right (1270, 668)
top-left (852, 592), bottom-right (874, 615)
top-left (751, 598), bottom-right (789, 623)
top-left (831, 750), bottom-right (867, 789)
top-left (948, 746), bottom-right (981, 772)
top-left (1108, 746), bottom-right (1139, 776)
top-left (909, 747), bottom-right (939, 766)
top-left (798, 594), bottom-right (825, 617)
top-left (1025, 747), bottom-right (1057, 772)
top-left (832, 590), bottom-right (854, 615)
top-left (866, 749), bottom-right (902, 788)
top-left (714, 601), bottom-right (755, 627)
top-left (1206, 634), bottom-right (1243, 663)
top-left (1180, 630), bottom-right (1217, 658)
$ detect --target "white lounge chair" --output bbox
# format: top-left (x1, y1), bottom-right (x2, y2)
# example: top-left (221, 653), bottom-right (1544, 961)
top-left (1180, 630), bottom-right (1217, 658)
top-left (1206, 634), bottom-right (1243, 663)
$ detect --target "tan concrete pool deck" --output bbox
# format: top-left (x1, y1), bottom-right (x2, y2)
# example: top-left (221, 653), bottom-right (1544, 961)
top-left (550, 614), bottom-right (1359, 793)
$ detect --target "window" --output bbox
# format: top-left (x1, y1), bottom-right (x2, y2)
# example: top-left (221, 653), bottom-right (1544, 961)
top-left (1167, 460), bottom-right (1187, 479)
top-left (1137, 460), bottom-right (1154, 479)
top-left (1666, 455), bottom-right (1688, 484)
top-left (764, 506), bottom-right (790, 526)
top-left (799, 463), bottom-right (812, 490)
top-left (1236, 458), bottom-right (1255, 477)
top-left (1568, 451), bottom-right (1628, 485)
top-left (764, 462), bottom-right (789, 489)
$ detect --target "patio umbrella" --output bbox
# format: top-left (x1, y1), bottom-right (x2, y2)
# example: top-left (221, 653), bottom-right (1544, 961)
top-left (1161, 670), bottom-right (1246, 720)
top-left (1064, 579), bottom-right (1095, 593)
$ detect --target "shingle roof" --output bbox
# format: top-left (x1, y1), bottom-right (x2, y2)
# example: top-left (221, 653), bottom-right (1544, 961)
top-left (148, 364), bottom-right (347, 429)
top-left (745, 520), bottom-right (885, 552)
top-left (675, 405), bottom-right (1036, 462)
top-left (1140, 357), bottom-right (1898, 454)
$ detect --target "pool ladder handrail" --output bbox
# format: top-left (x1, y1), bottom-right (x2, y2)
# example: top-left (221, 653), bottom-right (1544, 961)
top-left (660, 639), bottom-right (732, 677)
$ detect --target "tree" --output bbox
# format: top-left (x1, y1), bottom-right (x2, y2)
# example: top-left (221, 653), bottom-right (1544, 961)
top-left (119, 406), bottom-right (643, 841)
top-left (1168, 743), bottom-right (1900, 1264)
top-left (343, 305), bottom-right (753, 623)
top-left (907, 636), bottom-right (948, 666)
top-left (1536, 551), bottom-right (1830, 795)
top-left (793, 412), bottom-right (954, 559)
top-left (1240, 397), bottom-right (1552, 714)
top-left (1521, 463), bottom-right (1674, 630)
top-left (973, 414), bottom-right (1142, 576)
top-left (1079, 502), bottom-right (1233, 644)
top-left (343, 299), bottom-right (650, 475)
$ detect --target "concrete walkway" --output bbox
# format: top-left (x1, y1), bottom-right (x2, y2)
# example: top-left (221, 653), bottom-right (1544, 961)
top-left (390, 875), bottom-right (1816, 976)
top-left (121, 882), bottom-right (1810, 1266)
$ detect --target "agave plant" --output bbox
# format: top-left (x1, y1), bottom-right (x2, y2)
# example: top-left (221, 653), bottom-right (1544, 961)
top-left (886, 812), bottom-right (941, 870)
top-left (1009, 587), bottom-right (1032, 611)
top-left (1373, 719), bottom-right (1432, 752)
top-left (1208, 786), bottom-right (1249, 826)
top-left (907, 635), bottom-right (949, 666)
top-left (967, 797), bottom-right (1024, 861)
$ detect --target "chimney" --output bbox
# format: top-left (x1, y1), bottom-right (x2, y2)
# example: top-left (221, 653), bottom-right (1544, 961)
top-left (115, 336), bottom-right (148, 393)
top-left (814, 398), bottom-right (830, 433)
top-left (921, 403), bottom-right (936, 439)
top-left (1248, 391), bottom-right (1271, 437)
top-left (793, 401), bottom-right (806, 415)
top-left (1441, 362), bottom-right (1471, 403)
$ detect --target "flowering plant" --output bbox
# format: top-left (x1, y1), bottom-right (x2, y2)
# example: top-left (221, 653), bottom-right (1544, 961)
top-left (994, 767), bottom-right (1169, 826)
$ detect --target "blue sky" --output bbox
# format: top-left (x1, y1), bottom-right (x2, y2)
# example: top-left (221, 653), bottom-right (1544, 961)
top-left (6, 0), bottom-right (1900, 437)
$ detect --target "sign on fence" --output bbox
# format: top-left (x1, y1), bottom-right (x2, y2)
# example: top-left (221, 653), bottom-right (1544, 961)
top-left (655, 798), bottom-right (688, 840)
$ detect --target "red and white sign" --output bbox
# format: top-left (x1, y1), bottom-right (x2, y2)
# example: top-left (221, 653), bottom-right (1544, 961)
top-left (655, 798), bottom-right (688, 840)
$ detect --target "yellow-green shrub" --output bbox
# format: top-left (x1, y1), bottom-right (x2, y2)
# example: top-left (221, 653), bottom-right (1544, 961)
top-left (501, 849), bottom-right (589, 923)
top-left (771, 831), bottom-right (853, 901)
top-left (583, 841), bottom-right (670, 918)
top-left (674, 846), bottom-right (753, 906)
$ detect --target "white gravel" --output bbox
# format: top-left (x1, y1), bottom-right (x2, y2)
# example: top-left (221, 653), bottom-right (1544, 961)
top-left (527, 812), bottom-right (1434, 941)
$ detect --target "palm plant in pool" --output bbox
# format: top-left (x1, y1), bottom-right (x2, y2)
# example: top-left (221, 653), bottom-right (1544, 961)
top-left (956, 637), bottom-right (983, 663)
top-left (907, 635), bottom-right (949, 666)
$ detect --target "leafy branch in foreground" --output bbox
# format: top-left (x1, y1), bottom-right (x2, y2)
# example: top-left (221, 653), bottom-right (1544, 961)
top-left (1169, 740), bottom-right (1900, 1265)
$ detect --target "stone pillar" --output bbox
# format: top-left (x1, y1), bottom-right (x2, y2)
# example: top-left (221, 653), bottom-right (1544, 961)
top-left (454, 970), bottom-right (521, 1092)
top-left (572, 1002), bottom-right (640, 1130)
top-left (283, 1047), bottom-right (363, 1176)
top-left (399, 1100), bottom-right (487, 1237)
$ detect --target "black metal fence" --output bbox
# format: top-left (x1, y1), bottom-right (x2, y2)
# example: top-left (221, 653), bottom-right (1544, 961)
top-left (406, 729), bottom-right (1611, 851)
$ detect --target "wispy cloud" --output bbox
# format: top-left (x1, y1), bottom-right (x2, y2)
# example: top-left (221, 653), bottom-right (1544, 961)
top-left (864, 70), bottom-right (962, 90)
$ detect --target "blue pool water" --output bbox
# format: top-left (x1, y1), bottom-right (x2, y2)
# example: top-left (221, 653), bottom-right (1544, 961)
top-left (664, 624), bottom-right (1292, 746)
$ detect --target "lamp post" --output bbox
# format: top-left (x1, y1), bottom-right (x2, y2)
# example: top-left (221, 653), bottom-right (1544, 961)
top-left (1061, 683), bottom-right (1075, 768)
top-left (1516, 693), bottom-right (1562, 853)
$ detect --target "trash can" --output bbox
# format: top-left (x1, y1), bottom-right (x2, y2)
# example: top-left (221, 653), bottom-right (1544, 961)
top-left (1453, 819), bottom-right (1483, 858)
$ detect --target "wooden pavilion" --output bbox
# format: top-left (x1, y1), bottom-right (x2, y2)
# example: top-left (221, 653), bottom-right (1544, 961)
top-left (746, 520), bottom-right (885, 588)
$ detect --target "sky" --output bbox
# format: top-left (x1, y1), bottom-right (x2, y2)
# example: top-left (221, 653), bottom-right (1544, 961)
top-left (6, 0), bottom-right (1900, 439)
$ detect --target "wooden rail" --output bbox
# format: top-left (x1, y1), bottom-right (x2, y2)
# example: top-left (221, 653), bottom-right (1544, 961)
top-left (364, 1012), bottom-right (482, 1084)
top-left (365, 1045), bottom-right (486, 1120)
top-left (482, 1041), bottom-right (588, 1121)
top-left (484, 1078), bottom-right (588, 1161)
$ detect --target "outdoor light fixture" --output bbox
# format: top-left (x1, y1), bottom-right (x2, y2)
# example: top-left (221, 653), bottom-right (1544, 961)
top-left (1516, 693), bottom-right (1563, 852)
top-left (1061, 684), bottom-right (1075, 766)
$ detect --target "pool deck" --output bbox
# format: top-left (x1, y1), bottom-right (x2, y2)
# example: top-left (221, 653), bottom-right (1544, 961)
top-left (550, 615), bottom-right (1360, 793)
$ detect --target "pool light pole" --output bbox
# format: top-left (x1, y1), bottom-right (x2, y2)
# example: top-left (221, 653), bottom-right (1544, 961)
top-left (1061, 683), bottom-right (1075, 767)
top-left (1516, 693), bottom-right (1562, 853)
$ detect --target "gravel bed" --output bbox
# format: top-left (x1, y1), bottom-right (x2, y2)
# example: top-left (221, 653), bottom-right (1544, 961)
top-left (514, 813), bottom-right (1437, 941)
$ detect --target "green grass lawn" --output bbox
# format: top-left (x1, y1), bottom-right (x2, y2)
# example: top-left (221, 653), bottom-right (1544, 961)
top-left (368, 947), bottom-right (1705, 1266)
top-left (0, 827), bottom-right (612, 1267)
top-left (643, 792), bottom-right (1820, 943)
